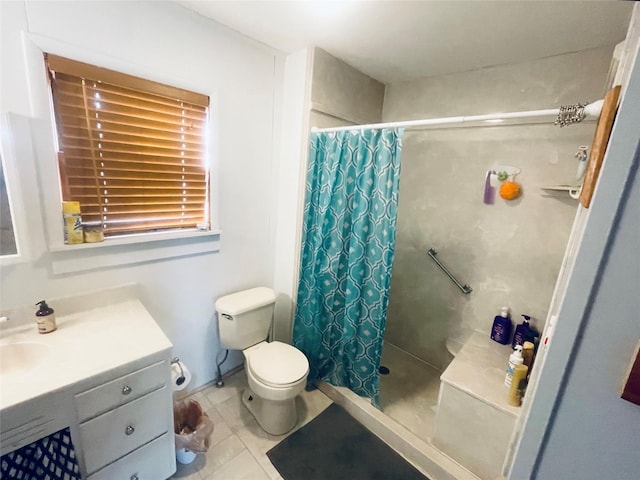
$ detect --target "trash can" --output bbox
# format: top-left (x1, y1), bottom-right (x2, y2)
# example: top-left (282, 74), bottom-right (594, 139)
top-left (173, 399), bottom-right (214, 464)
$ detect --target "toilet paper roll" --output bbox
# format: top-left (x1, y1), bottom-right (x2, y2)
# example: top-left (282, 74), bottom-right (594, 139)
top-left (171, 360), bottom-right (192, 391)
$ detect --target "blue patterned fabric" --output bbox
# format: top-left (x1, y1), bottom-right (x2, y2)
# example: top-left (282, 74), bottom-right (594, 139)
top-left (0, 427), bottom-right (81, 480)
top-left (293, 128), bottom-right (403, 406)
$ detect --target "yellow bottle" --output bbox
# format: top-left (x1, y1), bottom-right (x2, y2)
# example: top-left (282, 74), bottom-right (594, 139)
top-left (508, 364), bottom-right (528, 406)
top-left (522, 341), bottom-right (535, 371)
top-left (62, 201), bottom-right (83, 244)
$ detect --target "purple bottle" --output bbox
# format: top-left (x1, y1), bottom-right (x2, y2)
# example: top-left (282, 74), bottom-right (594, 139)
top-left (512, 314), bottom-right (539, 349)
top-left (490, 306), bottom-right (512, 345)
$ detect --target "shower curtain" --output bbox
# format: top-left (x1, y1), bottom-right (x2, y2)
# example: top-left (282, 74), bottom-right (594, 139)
top-left (293, 128), bottom-right (404, 406)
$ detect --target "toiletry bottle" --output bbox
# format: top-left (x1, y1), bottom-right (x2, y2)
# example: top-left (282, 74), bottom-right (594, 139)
top-left (512, 314), bottom-right (538, 349)
top-left (490, 306), bottom-right (512, 345)
top-left (522, 341), bottom-right (535, 371)
top-left (508, 364), bottom-right (529, 406)
top-left (62, 201), bottom-right (84, 244)
top-left (35, 300), bottom-right (57, 334)
top-left (527, 316), bottom-right (540, 345)
top-left (505, 345), bottom-right (524, 387)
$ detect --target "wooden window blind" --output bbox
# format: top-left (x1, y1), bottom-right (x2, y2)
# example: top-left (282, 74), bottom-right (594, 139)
top-left (45, 53), bottom-right (210, 237)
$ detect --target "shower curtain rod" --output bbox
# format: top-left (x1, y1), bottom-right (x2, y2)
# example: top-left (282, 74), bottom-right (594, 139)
top-left (311, 99), bottom-right (604, 133)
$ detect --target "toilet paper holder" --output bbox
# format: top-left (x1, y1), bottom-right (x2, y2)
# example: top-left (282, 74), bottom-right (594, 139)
top-left (172, 357), bottom-right (186, 386)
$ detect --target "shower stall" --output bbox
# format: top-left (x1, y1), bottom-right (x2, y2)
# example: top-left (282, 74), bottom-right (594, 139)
top-left (376, 46), bottom-right (615, 448)
top-left (297, 44), bottom-right (618, 478)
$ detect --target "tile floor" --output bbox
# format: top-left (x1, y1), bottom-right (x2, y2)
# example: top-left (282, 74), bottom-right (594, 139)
top-left (170, 370), bottom-right (333, 480)
top-left (170, 343), bottom-right (446, 480)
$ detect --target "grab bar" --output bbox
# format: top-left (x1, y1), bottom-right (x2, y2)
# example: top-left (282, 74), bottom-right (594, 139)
top-left (427, 248), bottom-right (473, 294)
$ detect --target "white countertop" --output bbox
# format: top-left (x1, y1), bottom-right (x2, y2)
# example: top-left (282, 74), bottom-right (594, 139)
top-left (441, 331), bottom-right (522, 416)
top-left (0, 289), bottom-right (172, 411)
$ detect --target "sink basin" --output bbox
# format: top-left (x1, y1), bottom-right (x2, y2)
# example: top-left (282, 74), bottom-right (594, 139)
top-left (0, 342), bottom-right (51, 374)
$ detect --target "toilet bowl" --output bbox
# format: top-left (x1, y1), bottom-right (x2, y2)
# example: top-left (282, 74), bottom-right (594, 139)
top-left (241, 341), bottom-right (309, 435)
top-left (244, 341), bottom-right (308, 400)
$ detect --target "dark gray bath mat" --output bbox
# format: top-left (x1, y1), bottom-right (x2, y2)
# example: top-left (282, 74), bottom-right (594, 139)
top-left (267, 403), bottom-right (429, 480)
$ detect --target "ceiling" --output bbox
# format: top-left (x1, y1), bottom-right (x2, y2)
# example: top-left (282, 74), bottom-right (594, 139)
top-left (178, 1), bottom-right (633, 84)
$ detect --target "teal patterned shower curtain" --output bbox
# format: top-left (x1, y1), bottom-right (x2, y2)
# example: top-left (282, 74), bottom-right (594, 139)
top-left (293, 128), bottom-right (403, 406)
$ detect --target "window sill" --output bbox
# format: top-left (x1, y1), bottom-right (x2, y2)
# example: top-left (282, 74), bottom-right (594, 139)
top-left (49, 229), bottom-right (221, 274)
top-left (0, 253), bottom-right (29, 267)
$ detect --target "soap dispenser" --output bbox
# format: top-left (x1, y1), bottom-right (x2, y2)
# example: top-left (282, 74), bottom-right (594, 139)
top-left (490, 306), bottom-right (512, 345)
top-left (35, 300), bottom-right (57, 334)
top-left (512, 314), bottom-right (539, 349)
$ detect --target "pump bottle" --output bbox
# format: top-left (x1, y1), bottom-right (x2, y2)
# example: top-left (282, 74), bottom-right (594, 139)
top-left (35, 300), bottom-right (57, 334)
top-left (512, 314), bottom-right (539, 349)
top-left (505, 345), bottom-right (524, 387)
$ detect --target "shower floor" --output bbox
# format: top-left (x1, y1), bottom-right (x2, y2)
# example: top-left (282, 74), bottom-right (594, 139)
top-left (379, 342), bottom-right (443, 444)
top-left (318, 343), bottom-right (478, 479)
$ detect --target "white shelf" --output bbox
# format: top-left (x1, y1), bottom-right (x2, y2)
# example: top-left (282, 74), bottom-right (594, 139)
top-left (540, 185), bottom-right (581, 191)
top-left (540, 185), bottom-right (582, 200)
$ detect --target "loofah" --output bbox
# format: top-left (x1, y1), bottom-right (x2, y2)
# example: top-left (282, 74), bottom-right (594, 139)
top-left (499, 180), bottom-right (521, 200)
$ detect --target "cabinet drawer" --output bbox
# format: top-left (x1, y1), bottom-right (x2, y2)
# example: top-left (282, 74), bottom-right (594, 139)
top-left (80, 386), bottom-right (171, 474)
top-left (75, 361), bottom-right (167, 421)
top-left (87, 433), bottom-right (175, 480)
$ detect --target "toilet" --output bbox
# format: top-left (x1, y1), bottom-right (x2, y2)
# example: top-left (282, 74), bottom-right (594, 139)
top-left (215, 287), bottom-right (309, 435)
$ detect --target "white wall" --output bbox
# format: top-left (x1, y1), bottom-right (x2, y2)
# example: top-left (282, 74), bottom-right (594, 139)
top-left (0, 1), bottom-right (282, 389)
top-left (272, 48), bottom-right (312, 342)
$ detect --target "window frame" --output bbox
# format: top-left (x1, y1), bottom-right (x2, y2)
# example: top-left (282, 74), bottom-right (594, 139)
top-left (24, 34), bottom-right (221, 273)
top-left (0, 114), bottom-right (32, 265)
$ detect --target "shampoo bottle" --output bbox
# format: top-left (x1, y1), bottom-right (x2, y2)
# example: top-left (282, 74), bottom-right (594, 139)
top-left (508, 364), bottom-right (529, 406)
top-left (35, 300), bottom-right (57, 334)
top-left (490, 306), bottom-right (512, 345)
top-left (512, 314), bottom-right (539, 349)
top-left (522, 341), bottom-right (535, 370)
top-left (505, 345), bottom-right (524, 387)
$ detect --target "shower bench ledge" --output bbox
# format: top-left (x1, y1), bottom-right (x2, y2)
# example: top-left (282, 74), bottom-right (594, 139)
top-left (433, 331), bottom-right (522, 480)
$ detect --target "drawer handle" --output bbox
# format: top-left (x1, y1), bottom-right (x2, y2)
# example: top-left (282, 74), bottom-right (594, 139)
top-left (122, 385), bottom-right (132, 395)
top-left (125, 425), bottom-right (135, 436)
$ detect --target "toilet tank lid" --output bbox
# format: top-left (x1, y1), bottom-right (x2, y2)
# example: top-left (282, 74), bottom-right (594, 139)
top-left (215, 287), bottom-right (276, 315)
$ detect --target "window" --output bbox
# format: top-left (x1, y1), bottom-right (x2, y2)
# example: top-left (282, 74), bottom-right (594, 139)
top-left (45, 54), bottom-right (210, 238)
top-left (0, 153), bottom-right (18, 256)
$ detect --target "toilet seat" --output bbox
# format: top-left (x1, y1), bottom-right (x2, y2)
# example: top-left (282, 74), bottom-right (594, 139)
top-left (246, 341), bottom-right (309, 388)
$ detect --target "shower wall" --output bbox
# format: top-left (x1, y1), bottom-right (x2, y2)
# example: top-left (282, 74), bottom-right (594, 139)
top-left (382, 46), bottom-right (615, 370)
top-left (310, 47), bottom-right (384, 129)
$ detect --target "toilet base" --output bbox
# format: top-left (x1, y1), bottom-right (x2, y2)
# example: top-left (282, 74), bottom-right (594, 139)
top-left (241, 388), bottom-right (298, 435)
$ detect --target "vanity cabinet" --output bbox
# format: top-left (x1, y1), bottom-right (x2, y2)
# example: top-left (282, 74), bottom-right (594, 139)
top-left (0, 355), bottom-right (176, 480)
top-left (75, 360), bottom-right (175, 478)
top-left (0, 291), bottom-right (177, 480)
top-left (87, 433), bottom-right (175, 480)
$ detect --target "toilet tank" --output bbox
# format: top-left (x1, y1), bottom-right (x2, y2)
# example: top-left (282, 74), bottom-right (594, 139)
top-left (215, 287), bottom-right (277, 350)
